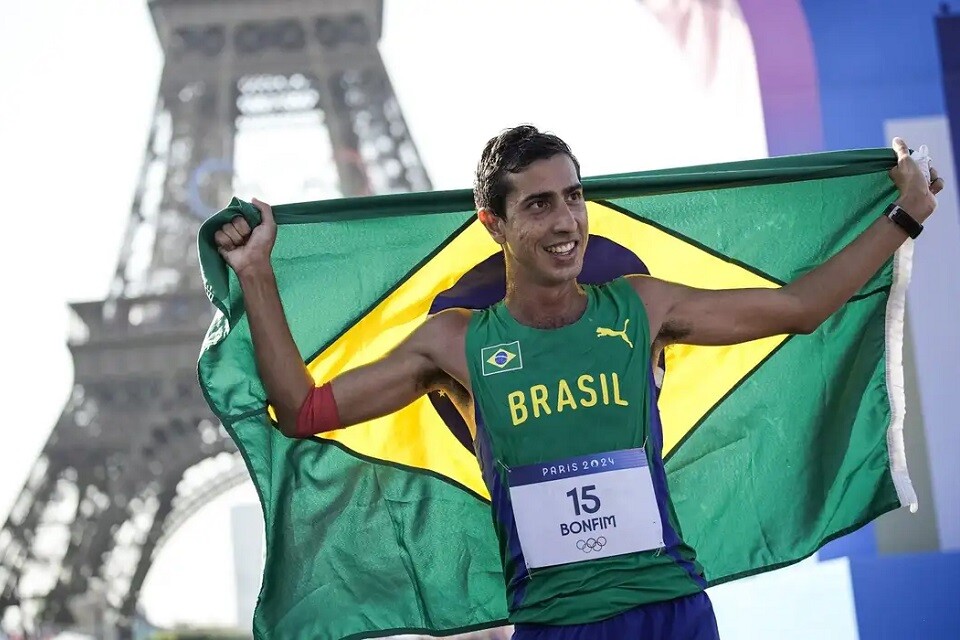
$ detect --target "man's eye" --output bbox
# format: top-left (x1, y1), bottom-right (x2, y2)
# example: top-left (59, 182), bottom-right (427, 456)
top-left (530, 199), bottom-right (547, 210)
top-left (568, 191), bottom-right (583, 202)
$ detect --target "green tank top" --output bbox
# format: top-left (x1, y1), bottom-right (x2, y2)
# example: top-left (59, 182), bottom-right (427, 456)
top-left (465, 277), bottom-right (705, 625)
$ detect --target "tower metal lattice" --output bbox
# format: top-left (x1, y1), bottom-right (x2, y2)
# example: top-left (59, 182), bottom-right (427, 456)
top-left (0, 1), bottom-right (430, 637)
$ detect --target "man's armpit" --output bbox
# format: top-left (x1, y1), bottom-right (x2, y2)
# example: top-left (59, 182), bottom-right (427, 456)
top-left (658, 317), bottom-right (692, 345)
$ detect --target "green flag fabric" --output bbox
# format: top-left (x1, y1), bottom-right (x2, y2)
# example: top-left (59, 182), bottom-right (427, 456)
top-left (197, 149), bottom-right (916, 639)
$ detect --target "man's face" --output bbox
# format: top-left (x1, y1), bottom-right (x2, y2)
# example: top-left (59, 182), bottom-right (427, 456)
top-left (493, 154), bottom-right (587, 286)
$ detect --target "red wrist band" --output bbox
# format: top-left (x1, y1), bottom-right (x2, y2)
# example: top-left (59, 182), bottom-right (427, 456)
top-left (293, 382), bottom-right (342, 438)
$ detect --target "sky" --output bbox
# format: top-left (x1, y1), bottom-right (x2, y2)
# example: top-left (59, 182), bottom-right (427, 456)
top-left (0, 0), bottom-right (769, 630)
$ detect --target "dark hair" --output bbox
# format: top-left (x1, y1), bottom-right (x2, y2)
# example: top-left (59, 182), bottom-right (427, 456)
top-left (473, 125), bottom-right (581, 219)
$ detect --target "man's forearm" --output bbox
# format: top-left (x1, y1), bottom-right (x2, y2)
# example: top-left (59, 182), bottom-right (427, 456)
top-left (237, 264), bottom-right (314, 430)
top-left (784, 203), bottom-right (913, 332)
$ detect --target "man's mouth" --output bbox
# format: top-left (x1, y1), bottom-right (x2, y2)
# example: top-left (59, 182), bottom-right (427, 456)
top-left (544, 240), bottom-right (578, 257)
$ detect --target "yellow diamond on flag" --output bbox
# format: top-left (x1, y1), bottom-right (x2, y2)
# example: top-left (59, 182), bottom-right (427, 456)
top-left (287, 202), bottom-right (786, 500)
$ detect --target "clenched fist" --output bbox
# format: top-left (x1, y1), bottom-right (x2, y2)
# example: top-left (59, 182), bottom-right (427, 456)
top-left (889, 137), bottom-right (945, 222)
top-left (215, 198), bottom-right (277, 277)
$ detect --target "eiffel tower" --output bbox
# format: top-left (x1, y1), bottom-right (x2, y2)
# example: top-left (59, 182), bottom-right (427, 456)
top-left (0, 1), bottom-right (430, 637)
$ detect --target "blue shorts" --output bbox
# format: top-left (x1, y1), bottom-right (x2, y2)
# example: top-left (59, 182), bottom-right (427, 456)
top-left (511, 591), bottom-right (720, 640)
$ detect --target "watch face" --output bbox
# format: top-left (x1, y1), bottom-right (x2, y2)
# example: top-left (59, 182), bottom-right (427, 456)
top-left (889, 205), bottom-right (921, 238)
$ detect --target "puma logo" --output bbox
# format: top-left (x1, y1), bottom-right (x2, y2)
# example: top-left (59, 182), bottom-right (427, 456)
top-left (596, 319), bottom-right (634, 349)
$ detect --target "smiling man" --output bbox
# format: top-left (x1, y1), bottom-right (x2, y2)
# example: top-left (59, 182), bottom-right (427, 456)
top-left (213, 125), bottom-right (943, 639)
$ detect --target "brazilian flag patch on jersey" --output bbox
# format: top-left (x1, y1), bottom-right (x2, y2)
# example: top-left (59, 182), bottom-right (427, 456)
top-left (481, 342), bottom-right (523, 376)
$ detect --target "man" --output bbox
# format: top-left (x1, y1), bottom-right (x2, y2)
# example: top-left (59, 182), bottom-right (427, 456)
top-left (214, 126), bottom-right (943, 639)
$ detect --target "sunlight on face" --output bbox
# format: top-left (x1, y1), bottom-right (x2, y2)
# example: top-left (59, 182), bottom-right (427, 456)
top-left (501, 155), bottom-right (588, 285)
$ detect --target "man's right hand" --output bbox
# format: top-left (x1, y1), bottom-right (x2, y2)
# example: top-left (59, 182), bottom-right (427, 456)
top-left (214, 197), bottom-right (277, 276)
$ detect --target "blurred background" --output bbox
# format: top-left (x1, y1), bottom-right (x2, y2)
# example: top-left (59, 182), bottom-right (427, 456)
top-left (0, 0), bottom-right (957, 638)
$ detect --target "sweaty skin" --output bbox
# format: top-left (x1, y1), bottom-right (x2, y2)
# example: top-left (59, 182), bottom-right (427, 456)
top-left (213, 138), bottom-right (943, 438)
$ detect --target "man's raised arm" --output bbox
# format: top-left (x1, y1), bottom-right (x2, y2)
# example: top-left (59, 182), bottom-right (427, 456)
top-left (633, 138), bottom-right (946, 348)
top-left (214, 199), bottom-right (448, 438)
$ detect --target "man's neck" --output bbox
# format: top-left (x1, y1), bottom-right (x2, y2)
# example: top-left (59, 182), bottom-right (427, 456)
top-left (504, 277), bottom-right (586, 329)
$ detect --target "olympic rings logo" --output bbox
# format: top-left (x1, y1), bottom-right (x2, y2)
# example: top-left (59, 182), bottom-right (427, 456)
top-left (576, 537), bottom-right (607, 553)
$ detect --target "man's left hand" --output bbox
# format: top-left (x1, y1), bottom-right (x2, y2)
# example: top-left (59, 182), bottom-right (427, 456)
top-left (890, 137), bottom-right (945, 222)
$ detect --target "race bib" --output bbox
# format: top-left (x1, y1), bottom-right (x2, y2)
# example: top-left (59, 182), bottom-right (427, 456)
top-left (507, 449), bottom-right (664, 569)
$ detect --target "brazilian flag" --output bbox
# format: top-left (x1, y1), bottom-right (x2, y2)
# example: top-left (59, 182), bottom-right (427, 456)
top-left (197, 149), bottom-right (916, 640)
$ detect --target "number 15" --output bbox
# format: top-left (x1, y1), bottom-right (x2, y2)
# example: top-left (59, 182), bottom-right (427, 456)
top-left (566, 485), bottom-right (601, 516)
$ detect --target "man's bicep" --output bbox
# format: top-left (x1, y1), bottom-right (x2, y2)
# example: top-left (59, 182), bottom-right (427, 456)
top-left (330, 331), bottom-right (442, 427)
top-left (639, 278), bottom-right (803, 347)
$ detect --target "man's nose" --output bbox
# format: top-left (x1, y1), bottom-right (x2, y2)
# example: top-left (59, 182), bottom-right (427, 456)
top-left (552, 202), bottom-right (577, 234)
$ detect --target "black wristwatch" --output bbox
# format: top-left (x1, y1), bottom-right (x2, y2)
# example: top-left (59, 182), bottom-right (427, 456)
top-left (883, 202), bottom-right (923, 239)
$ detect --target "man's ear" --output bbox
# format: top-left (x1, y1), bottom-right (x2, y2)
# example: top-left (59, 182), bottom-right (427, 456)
top-left (478, 208), bottom-right (506, 245)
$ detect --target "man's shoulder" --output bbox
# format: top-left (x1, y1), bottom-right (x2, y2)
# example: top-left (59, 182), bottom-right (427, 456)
top-left (420, 307), bottom-right (475, 341)
top-left (599, 275), bottom-right (669, 330)
top-left (620, 273), bottom-right (665, 298)
top-left (414, 308), bottom-right (474, 379)
top-left (619, 273), bottom-right (651, 286)
top-left (594, 274), bottom-right (654, 299)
